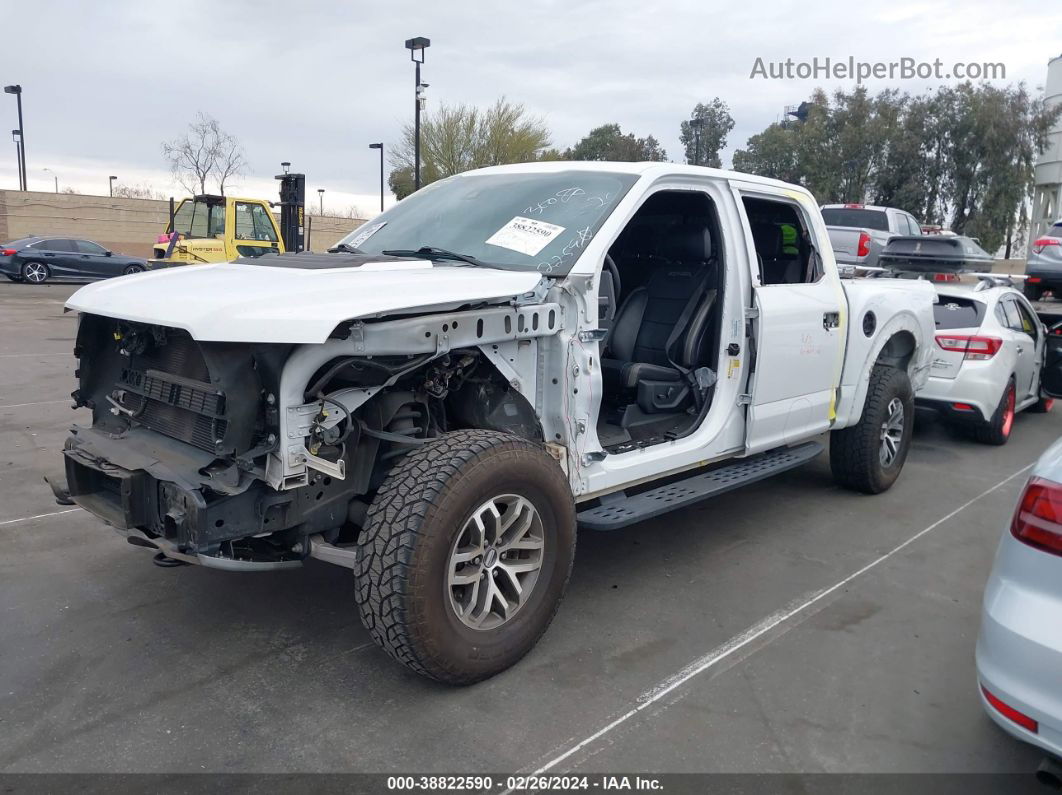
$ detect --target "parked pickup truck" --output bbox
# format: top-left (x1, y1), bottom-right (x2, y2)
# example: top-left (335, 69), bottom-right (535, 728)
top-left (59, 162), bottom-right (953, 684)
top-left (822, 203), bottom-right (923, 270)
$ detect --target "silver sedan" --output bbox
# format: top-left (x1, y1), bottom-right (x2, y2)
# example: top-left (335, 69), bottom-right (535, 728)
top-left (976, 437), bottom-right (1062, 778)
top-left (916, 281), bottom-right (1060, 444)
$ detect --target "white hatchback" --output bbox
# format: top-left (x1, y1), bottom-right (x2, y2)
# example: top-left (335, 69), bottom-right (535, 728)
top-left (916, 279), bottom-right (1060, 444)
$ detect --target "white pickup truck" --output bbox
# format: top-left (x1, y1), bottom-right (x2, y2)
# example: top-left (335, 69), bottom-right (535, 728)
top-left (822, 203), bottom-right (924, 269)
top-left (60, 162), bottom-right (938, 684)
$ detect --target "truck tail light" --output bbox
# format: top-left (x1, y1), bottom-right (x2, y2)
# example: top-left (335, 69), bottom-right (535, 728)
top-left (935, 335), bottom-right (1002, 360)
top-left (844, 203), bottom-right (864, 209)
top-left (857, 232), bottom-right (871, 258)
top-left (0, 248), bottom-right (16, 256)
top-left (1028, 276), bottom-right (1042, 283)
top-left (1011, 476), bottom-right (1062, 557)
top-left (982, 685), bottom-right (1038, 733)
top-left (1033, 237), bottom-right (1060, 254)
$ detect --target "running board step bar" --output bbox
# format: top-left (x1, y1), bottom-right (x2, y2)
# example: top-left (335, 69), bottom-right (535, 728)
top-left (577, 441), bottom-right (824, 531)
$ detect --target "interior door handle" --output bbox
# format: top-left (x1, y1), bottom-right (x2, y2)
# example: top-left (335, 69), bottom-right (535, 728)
top-left (823, 312), bottom-right (840, 330)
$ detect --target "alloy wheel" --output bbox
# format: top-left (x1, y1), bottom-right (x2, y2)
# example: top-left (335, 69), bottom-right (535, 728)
top-left (879, 397), bottom-right (904, 468)
top-left (447, 494), bottom-right (546, 631)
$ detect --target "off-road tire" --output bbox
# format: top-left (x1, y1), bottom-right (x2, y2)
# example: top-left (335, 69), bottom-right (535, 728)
top-left (973, 379), bottom-right (1016, 445)
top-left (829, 365), bottom-right (914, 494)
top-left (1024, 283), bottom-right (1045, 302)
top-left (354, 429), bottom-right (576, 685)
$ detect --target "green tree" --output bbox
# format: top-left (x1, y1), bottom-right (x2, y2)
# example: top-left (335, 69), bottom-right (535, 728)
top-left (564, 123), bottom-right (667, 162)
top-left (389, 98), bottom-right (552, 199)
top-left (679, 98), bottom-right (735, 167)
top-left (732, 123), bottom-right (800, 182)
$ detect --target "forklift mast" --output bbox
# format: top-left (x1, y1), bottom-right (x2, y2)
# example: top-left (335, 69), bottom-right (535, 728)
top-left (275, 172), bottom-right (306, 253)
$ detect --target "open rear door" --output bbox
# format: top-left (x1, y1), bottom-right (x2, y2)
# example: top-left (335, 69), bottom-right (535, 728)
top-left (1042, 323), bottom-right (1062, 398)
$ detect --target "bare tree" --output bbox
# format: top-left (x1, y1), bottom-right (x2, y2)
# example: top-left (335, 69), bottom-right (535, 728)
top-left (161, 112), bottom-right (247, 196)
top-left (112, 182), bottom-right (167, 200)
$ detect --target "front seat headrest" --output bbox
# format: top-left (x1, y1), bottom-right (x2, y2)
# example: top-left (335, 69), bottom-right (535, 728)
top-left (659, 224), bottom-right (712, 263)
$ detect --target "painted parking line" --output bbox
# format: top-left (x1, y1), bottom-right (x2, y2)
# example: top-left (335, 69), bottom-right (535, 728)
top-left (511, 462), bottom-right (1035, 783)
top-left (0, 507), bottom-right (80, 527)
top-left (0, 399), bottom-right (74, 410)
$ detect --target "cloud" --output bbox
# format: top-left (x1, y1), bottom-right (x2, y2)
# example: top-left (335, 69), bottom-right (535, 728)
top-left (2, 0), bottom-right (1059, 202)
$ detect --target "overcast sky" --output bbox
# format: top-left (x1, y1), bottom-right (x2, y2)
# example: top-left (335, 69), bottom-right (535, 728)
top-left (2, 0), bottom-right (1059, 216)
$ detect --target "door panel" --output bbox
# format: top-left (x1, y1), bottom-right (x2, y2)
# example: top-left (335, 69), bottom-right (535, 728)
top-left (1008, 297), bottom-right (1041, 400)
top-left (233, 201), bottom-right (281, 259)
top-left (1042, 323), bottom-right (1062, 398)
top-left (737, 190), bottom-right (846, 454)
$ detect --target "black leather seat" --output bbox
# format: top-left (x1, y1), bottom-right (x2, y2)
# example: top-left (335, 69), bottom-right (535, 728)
top-left (602, 225), bottom-right (717, 412)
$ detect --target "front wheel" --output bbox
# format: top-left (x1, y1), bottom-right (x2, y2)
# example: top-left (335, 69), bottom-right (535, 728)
top-left (355, 429), bottom-right (576, 684)
top-left (123, 264), bottom-right (144, 275)
top-left (830, 365), bottom-right (914, 494)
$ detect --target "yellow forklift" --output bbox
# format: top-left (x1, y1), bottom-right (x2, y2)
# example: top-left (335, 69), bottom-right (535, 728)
top-left (151, 171), bottom-right (305, 266)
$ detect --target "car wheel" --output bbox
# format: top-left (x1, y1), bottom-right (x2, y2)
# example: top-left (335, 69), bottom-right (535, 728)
top-left (973, 379), bottom-right (1016, 445)
top-left (355, 429), bottom-right (576, 684)
top-left (123, 264), bottom-right (145, 275)
top-left (20, 261), bottom-right (50, 284)
top-left (1027, 394), bottom-right (1054, 414)
top-left (1024, 283), bottom-right (1045, 301)
top-left (829, 364), bottom-right (914, 494)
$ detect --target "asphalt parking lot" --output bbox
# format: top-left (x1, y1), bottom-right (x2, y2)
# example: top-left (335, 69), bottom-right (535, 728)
top-left (0, 281), bottom-right (1059, 777)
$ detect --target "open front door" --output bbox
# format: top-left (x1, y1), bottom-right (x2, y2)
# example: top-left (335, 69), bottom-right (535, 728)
top-left (1041, 323), bottom-right (1062, 398)
top-left (737, 188), bottom-right (846, 454)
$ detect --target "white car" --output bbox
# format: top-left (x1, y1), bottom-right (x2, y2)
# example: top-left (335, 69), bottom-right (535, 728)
top-left (977, 437), bottom-right (1062, 782)
top-left (916, 278), bottom-right (1057, 444)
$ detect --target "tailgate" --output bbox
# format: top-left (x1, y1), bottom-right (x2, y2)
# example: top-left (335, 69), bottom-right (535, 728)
top-left (930, 294), bottom-right (988, 380)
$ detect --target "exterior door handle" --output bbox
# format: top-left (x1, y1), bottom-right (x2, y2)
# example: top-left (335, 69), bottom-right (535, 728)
top-left (823, 312), bottom-right (840, 330)
top-left (1017, 346), bottom-right (1024, 355)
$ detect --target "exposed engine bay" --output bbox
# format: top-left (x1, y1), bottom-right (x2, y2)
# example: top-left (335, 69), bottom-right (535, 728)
top-left (63, 304), bottom-right (558, 569)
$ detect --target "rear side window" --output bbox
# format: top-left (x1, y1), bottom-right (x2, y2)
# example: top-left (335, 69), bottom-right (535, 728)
top-left (934, 296), bottom-right (985, 329)
top-left (821, 208), bottom-right (890, 231)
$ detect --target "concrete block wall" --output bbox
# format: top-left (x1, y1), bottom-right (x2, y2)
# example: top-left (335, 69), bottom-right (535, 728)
top-left (0, 190), bottom-right (364, 258)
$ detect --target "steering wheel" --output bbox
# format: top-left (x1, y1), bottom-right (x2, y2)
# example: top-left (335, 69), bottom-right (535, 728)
top-left (603, 254), bottom-right (621, 299)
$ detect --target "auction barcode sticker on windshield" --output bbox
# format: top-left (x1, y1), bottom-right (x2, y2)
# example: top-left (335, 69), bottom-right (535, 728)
top-left (346, 221), bottom-right (387, 248)
top-left (486, 216), bottom-right (565, 257)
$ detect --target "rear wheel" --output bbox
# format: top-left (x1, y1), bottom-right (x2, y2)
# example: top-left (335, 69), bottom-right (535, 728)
top-left (830, 365), bottom-right (914, 494)
top-left (973, 379), bottom-right (1016, 445)
top-left (123, 264), bottom-right (144, 275)
top-left (1024, 283), bottom-right (1045, 301)
top-left (21, 261), bottom-right (49, 284)
top-left (354, 429), bottom-right (576, 684)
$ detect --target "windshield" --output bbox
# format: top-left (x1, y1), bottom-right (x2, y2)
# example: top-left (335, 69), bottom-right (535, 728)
top-left (171, 199), bottom-right (227, 239)
top-left (821, 208), bottom-right (890, 232)
top-left (336, 170), bottom-right (639, 275)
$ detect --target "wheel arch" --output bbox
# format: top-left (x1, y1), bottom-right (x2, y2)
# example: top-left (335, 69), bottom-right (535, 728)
top-left (835, 309), bottom-right (930, 427)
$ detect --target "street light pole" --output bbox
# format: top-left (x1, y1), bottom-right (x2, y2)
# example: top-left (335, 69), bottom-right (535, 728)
top-left (109, 175), bottom-right (117, 197)
top-left (4, 85), bottom-right (25, 191)
top-left (405, 37), bottom-right (430, 192)
top-left (369, 143), bottom-right (384, 212)
top-left (689, 117), bottom-right (704, 167)
top-left (42, 166), bottom-right (57, 193)
top-left (318, 188), bottom-right (325, 215)
top-left (11, 130), bottom-right (22, 190)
